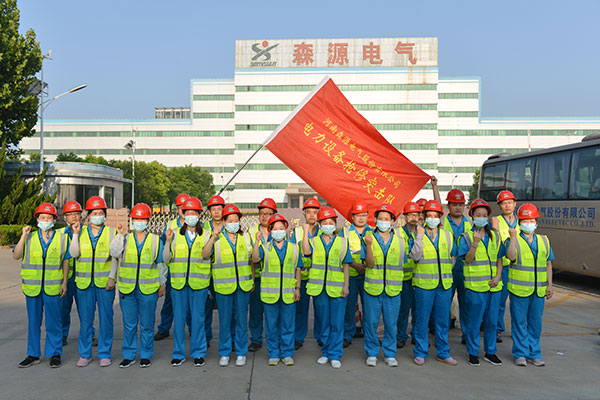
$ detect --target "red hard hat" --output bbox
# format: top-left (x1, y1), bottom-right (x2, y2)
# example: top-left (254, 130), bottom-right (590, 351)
top-left (182, 197), bottom-right (203, 212)
top-left (468, 199), bottom-right (492, 217)
top-left (517, 203), bottom-right (540, 219)
top-left (403, 202), bottom-right (421, 214)
top-left (351, 200), bottom-right (368, 215)
top-left (175, 193), bottom-right (190, 206)
top-left (375, 204), bottom-right (397, 220)
top-left (85, 196), bottom-right (107, 211)
top-left (207, 195), bottom-right (225, 208)
top-left (317, 206), bottom-right (338, 221)
top-left (416, 198), bottom-right (427, 208)
top-left (267, 214), bottom-right (289, 230)
top-left (446, 189), bottom-right (466, 204)
top-left (34, 202), bottom-right (57, 218)
top-left (63, 201), bottom-right (83, 214)
top-left (497, 190), bottom-right (516, 204)
top-left (222, 204), bottom-right (243, 219)
top-left (258, 198), bottom-right (277, 212)
top-left (423, 200), bottom-right (444, 214)
top-left (130, 203), bottom-right (152, 219)
top-left (303, 197), bottom-right (321, 210)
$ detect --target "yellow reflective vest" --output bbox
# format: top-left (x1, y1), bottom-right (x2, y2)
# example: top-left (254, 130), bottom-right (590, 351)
top-left (413, 228), bottom-right (454, 290)
top-left (508, 234), bottom-right (550, 298)
top-left (76, 225), bottom-right (115, 290)
top-left (212, 232), bottom-right (253, 295)
top-left (21, 230), bottom-right (67, 297)
top-left (118, 232), bottom-right (160, 295)
top-left (247, 224), bottom-right (268, 278)
top-left (343, 226), bottom-right (369, 277)
top-left (57, 227), bottom-right (75, 280)
top-left (496, 214), bottom-right (520, 267)
top-left (461, 230), bottom-right (503, 293)
top-left (396, 226), bottom-right (415, 281)
top-left (260, 240), bottom-right (299, 304)
top-left (293, 225), bottom-right (318, 281)
top-left (306, 234), bottom-right (348, 298)
top-left (364, 231), bottom-right (404, 297)
top-left (169, 229), bottom-right (211, 290)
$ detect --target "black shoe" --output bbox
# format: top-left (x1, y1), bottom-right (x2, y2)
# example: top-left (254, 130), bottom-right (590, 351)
top-left (92, 336), bottom-right (98, 347)
top-left (194, 358), bottom-right (205, 367)
top-left (140, 358), bottom-right (151, 368)
top-left (496, 334), bottom-right (503, 343)
top-left (119, 359), bottom-right (135, 368)
top-left (468, 354), bottom-right (480, 366)
top-left (49, 355), bottom-right (62, 368)
top-left (411, 338), bottom-right (416, 345)
top-left (171, 358), bottom-right (185, 367)
top-left (343, 339), bottom-right (351, 348)
top-left (317, 341), bottom-right (323, 347)
top-left (484, 353), bottom-right (503, 366)
top-left (397, 340), bottom-right (406, 349)
top-left (18, 356), bottom-right (40, 368)
top-left (295, 341), bottom-right (303, 350)
top-left (354, 327), bottom-right (364, 338)
top-left (450, 318), bottom-right (456, 329)
top-left (154, 331), bottom-right (169, 341)
top-left (248, 343), bottom-right (262, 352)
top-left (461, 338), bottom-right (466, 345)
top-left (62, 338), bottom-right (68, 346)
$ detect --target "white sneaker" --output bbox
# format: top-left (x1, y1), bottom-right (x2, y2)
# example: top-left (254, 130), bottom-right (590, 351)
top-left (316, 356), bottom-right (329, 365)
top-left (366, 357), bottom-right (377, 367)
top-left (219, 356), bottom-right (230, 367)
top-left (235, 356), bottom-right (246, 366)
top-left (283, 357), bottom-right (294, 366)
top-left (385, 357), bottom-right (398, 367)
top-left (268, 358), bottom-right (279, 366)
top-left (331, 360), bottom-right (342, 369)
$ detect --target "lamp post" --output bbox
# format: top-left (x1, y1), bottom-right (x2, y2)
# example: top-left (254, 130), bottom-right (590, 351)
top-left (124, 132), bottom-right (136, 209)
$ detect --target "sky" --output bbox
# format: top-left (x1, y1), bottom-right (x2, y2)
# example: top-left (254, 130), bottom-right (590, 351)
top-left (17, 0), bottom-right (600, 120)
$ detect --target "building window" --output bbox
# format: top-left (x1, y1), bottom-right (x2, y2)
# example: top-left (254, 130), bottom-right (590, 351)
top-left (438, 93), bottom-right (479, 99)
top-left (193, 94), bottom-right (234, 100)
top-left (192, 112), bottom-right (234, 119)
top-left (104, 187), bottom-right (114, 209)
top-left (438, 111), bottom-right (479, 118)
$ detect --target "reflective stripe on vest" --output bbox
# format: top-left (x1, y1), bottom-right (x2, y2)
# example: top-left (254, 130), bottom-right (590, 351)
top-left (212, 232), bottom-right (253, 295)
top-left (118, 233), bottom-right (160, 295)
top-left (294, 226), bottom-right (312, 281)
top-left (21, 231), bottom-right (67, 297)
top-left (413, 229), bottom-right (453, 290)
top-left (169, 229), bottom-right (211, 290)
top-left (496, 215), bottom-right (520, 267)
top-left (76, 225), bottom-right (115, 290)
top-left (461, 230), bottom-right (503, 293)
top-left (57, 227), bottom-right (75, 280)
top-left (248, 224), bottom-right (266, 278)
top-left (396, 226), bottom-right (415, 280)
top-left (508, 234), bottom-right (549, 298)
top-left (364, 232), bottom-right (404, 297)
top-left (306, 235), bottom-right (348, 298)
top-left (260, 240), bottom-right (299, 304)
top-left (443, 216), bottom-right (472, 246)
top-left (343, 226), bottom-right (366, 277)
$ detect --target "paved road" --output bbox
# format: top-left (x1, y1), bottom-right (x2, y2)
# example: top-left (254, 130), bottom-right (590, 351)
top-left (0, 249), bottom-right (599, 400)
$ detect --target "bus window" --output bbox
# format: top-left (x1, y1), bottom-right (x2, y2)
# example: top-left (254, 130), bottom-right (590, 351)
top-left (506, 158), bottom-right (535, 200)
top-left (481, 163), bottom-right (506, 190)
top-left (570, 145), bottom-right (600, 200)
top-left (534, 152), bottom-right (571, 200)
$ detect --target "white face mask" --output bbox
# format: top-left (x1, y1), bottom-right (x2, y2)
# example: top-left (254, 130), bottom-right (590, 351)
top-left (520, 223), bottom-right (537, 234)
top-left (132, 221), bottom-right (147, 232)
top-left (271, 230), bottom-right (286, 242)
top-left (225, 222), bottom-right (240, 233)
top-left (90, 216), bottom-right (105, 226)
top-left (184, 215), bottom-right (199, 227)
top-left (320, 224), bottom-right (336, 236)
top-left (37, 220), bottom-right (55, 232)
top-left (376, 220), bottom-right (391, 232)
top-left (425, 218), bottom-right (440, 228)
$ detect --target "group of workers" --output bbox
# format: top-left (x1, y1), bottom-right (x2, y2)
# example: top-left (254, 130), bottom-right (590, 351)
top-left (13, 179), bottom-right (554, 370)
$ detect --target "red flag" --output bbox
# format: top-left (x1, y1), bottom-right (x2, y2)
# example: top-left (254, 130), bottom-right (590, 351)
top-left (264, 77), bottom-right (430, 222)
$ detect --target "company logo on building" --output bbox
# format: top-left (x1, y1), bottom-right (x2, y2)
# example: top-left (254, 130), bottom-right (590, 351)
top-left (251, 41), bottom-right (279, 67)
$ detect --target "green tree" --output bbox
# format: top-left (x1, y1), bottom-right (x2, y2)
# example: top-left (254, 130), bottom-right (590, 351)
top-left (167, 165), bottom-right (215, 208)
top-left (133, 161), bottom-right (170, 206)
top-left (0, 0), bottom-right (42, 155)
top-left (0, 142), bottom-right (54, 224)
top-left (56, 152), bottom-right (83, 162)
top-left (469, 167), bottom-right (481, 201)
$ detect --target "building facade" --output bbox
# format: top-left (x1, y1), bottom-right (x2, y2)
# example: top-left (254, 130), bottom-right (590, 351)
top-left (20, 37), bottom-right (600, 210)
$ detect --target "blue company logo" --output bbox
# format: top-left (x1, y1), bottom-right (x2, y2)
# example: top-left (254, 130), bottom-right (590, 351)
top-left (251, 41), bottom-right (279, 67)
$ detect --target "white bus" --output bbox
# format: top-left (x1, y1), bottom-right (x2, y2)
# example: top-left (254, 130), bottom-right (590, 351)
top-left (479, 133), bottom-right (600, 278)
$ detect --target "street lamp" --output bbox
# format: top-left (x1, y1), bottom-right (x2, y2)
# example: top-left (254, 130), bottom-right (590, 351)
top-left (36, 50), bottom-right (86, 173)
top-left (124, 136), bottom-right (136, 209)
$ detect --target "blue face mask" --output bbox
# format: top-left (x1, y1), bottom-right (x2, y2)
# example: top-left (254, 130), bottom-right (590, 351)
top-left (132, 221), bottom-right (147, 232)
top-left (225, 222), bottom-right (240, 233)
top-left (90, 215), bottom-right (106, 226)
top-left (320, 224), bottom-right (336, 236)
top-left (473, 217), bottom-right (488, 228)
top-left (37, 220), bottom-right (55, 232)
top-left (271, 230), bottom-right (286, 242)
top-left (184, 215), bottom-right (199, 227)
top-left (520, 223), bottom-right (537, 234)
top-left (376, 220), bottom-right (391, 232)
top-left (425, 218), bottom-right (440, 229)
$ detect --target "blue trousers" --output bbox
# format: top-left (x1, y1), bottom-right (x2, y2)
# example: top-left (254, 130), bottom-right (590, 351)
top-left (363, 291), bottom-right (401, 358)
top-left (313, 292), bottom-right (346, 361)
top-left (452, 262), bottom-right (468, 340)
top-left (264, 300), bottom-right (296, 359)
top-left (171, 286), bottom-right (208, 359)
top-left (25, 293), bottom-right (62, 358)
top-left (77, 286), bottom-right (115, 359)
top-left (344, 275), bottom-right (364, 341)
top-left (205, 282), bottom-right (215, 342)
top-left (295, 279), bottom-right (310, 344)
top-left (249, 277), bottom-right (264, 345)
top-left (397, 280), bottom-right (415, 341)
top-left (464, 290), bottom-right (501, 356)
top-left (216, 289), bottom-right (250, 357)
top-left (61, 276), bottom-right (77, 340)
top-left (413, 285), bottom-right (453, 359)
top-left (510, 293), bottom-right (545, 360)
top-left (157, 272), bottom-right (191, 334)
top-left (497, 267), bottom-right (510, 334)
top-left (119, 288), bottom-right (158, 360)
